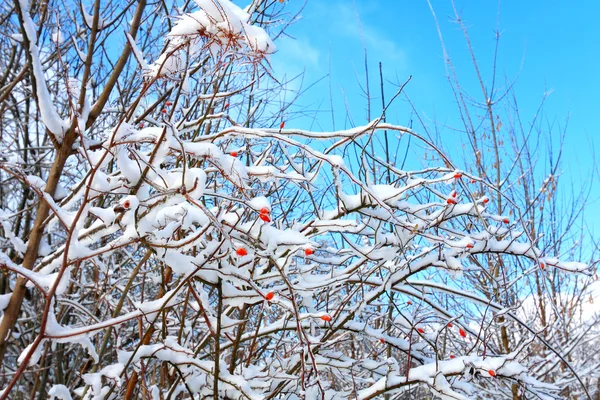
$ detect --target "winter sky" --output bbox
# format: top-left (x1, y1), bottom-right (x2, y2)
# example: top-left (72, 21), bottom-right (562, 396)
top-left (270, 0), bottom-right (600, 238)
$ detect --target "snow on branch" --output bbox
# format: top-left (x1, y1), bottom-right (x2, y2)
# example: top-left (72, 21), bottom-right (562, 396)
top-left (0, 0), bottom-right (594, 399)
top-left (16, 0), bottom-right (69, 141)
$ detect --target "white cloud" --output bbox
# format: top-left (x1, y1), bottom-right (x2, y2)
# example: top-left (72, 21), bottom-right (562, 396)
top-left (275, 36), bottom-right (320, 69)
top-left (309, 1), bottom-right (408, 69)
top-left (269, 35), bottom-right (323, 106)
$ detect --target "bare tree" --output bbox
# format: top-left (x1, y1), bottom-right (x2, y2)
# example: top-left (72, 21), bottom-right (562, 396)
top-left (0, 0), bottom-right (595, 399)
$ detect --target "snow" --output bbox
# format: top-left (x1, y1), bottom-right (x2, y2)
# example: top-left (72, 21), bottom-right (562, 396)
top-left (82, 5), bottom-right (105, 29)
top-left (244, 23), bottom-right (276, 54)
top-left (183, 141), bottom-right (223, 159)
top-left (164, 250), bottom-right (199, 276)
top-left (48, 385), bottom-right (73, 400)
top-left (246, 165), bottom-right (306, 182)
top-left (82, 363), bottom-right (124, 396)
top-left (135, 289), bottom-right (180, 315)
top-left (150, 0), bottom-right (275, 78)
top-left (18, 339), bottom-right (46, 366)
top-left (259, 225), bottom-right (311, 253)
top-left (17, 0), bottom-right (69, 140)
top-left (42, 193), bottom-right (77, 227)
top-left (0, 294), bottom-right (12, 313)
top-left (248, 196), bottom-right (270, 212)
top-left (327, 154), bottom-right (345, 167)
top-left (116, 338), bottom-right (263, 399)
top-left (116, 145), bottom-right (142, 183)
top-left (126, 32), bottom-right (149, 70)
top-left (445, 254), bottom-right (464, 272)
top-left (89, 206), bottom-right (117, 225)
top-left (0, 209), bottom-right (27, 255)
top-left (356, 355), bottom-right (528, 399)
top-left (0, 250), bottom-right (70, 294)
top-left (51, 28), bottom-right (63, 43)
top-left (0, 3), bottom-right (591, 399)
top-left (148, 51), bottom-right (185, 78)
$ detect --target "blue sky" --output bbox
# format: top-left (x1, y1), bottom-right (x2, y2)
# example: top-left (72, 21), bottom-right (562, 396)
top-left (273, 1), bottom-right (600, 134)
top-left (269, 0), bottom-right (600, 239)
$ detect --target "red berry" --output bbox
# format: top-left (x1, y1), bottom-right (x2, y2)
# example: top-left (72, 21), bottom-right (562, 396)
top-left (259, 214), bottom-right (270, 222)
top-left (453, 173), bottom-right (462, 179)
top-left (451, 190), bottom-right (457, 198)
top-left (321, 315), bottom-right (332, 322)
top-left (165, 101), bottom-right (172, 106)
top-left (379, 338), bottom-right (385, 344)
top-left (265, 292), bottom-right (274, 301)
top-left (230, 151), bottom-right (238, 157)
top-left (446, 198), bottom-right (457, 205)
top-left (470, 179), bottom-right (476, 184)
top-left (483, 198), bottom-right (489, 204)
top-left (489, 369), bottom-right (496, 377)
top-left (123, 200), bottom-right (131, 209)
top-left (407, 301), bottom-right (412, 305)
top-left (279, 121), bottom-right (285, 129)
top-left (449, 354), bottom-right (455, 359)
top-left (236, 248), bottom-right (248, 256)
top-left (304, 248), bottom-right (314, 256)
top-left (447, 323), bottom-right (453, 328)
top-left (139, 123), bottom-right (144, 128)
top-left (503, 218), bottom-right (510, 224)
top-left (459, 328), bottom-right (466, 338)
top-left (161, 109), bottom-right (167, 113)
top-left (540, 262), bottom-right (545, 270)
top-left (259, 207), bottom-right (270, 215)
top-left (224, 103), bottom-right (230, 109)
top-left (466, 243), bottom-right (474, 249)
top-left (417, 327), bottom-right (424, 334)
